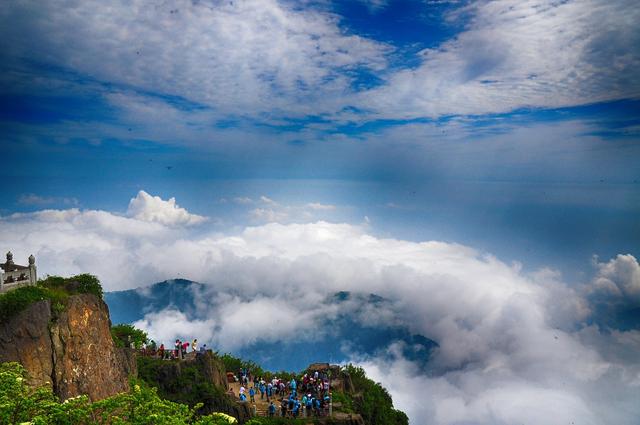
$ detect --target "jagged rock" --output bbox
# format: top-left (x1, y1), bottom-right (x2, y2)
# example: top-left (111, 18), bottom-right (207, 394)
top-left (332, 413), bottom-right (366, 425)
top-left (0, 294), bottom-right (133, 401)
top-left (0, 300), bottom-right (54, 389)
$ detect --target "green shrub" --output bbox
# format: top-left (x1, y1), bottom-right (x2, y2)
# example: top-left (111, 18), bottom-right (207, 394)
top-left (0, 361), bottom-right (239, 424)
top-left (330, 390), bottom-right (354, 413)
top-left (39, 273), bottom-right (103, 299)
top-left (111, 324), bottom-right (149, 349)
top-left (137, 356), bottom-right (239, 417)
top-left (0, 285), bottom-right (56, 322)
top-left (344, 364), bottom-right (408, 425)
top-left (0, 274), bottom-right (104, 322)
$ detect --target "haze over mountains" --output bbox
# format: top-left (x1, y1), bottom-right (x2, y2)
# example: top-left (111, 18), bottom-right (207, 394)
top-left (106, 279), bottom-right (438, 372)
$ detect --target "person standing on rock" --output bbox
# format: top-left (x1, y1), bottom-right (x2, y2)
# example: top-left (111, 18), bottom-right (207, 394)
top-left (175, 339), bottom-right (181, 359)
top-left (249, 386), bottom-right (255, 402)
top-left (191, 339), bottom-right (198, 352)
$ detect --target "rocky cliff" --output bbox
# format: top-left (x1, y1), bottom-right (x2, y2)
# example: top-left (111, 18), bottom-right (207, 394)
top-left (137, 352), bottom-right (252, 422)
top-left (0, 294), bottom-right (133, 401)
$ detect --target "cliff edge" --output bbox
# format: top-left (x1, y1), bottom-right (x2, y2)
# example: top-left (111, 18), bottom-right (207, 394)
top-left (0, 293), bottom-right (133, 401)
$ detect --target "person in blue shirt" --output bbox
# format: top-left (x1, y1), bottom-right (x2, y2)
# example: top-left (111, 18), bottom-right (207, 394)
top-left (292, 401), bottom-right (300, 418)
top-left (268, 402), bottom-right (276, 417)
top-left (249, 386), bottom-right (255, 402)
top-left (259, 383), bottom-right (265, 400)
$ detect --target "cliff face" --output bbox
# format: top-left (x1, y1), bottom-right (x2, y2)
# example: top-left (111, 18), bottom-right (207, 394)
top-left (0, 300), bottom-right (53, 388)
top-left (137, 353), bottom-right (251, 423)
top-left (0, 294), bottom-right (133, 401)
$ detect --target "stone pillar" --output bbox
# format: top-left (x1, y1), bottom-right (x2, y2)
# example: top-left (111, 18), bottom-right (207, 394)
top-left (28, 254), bottom-right (37, 285)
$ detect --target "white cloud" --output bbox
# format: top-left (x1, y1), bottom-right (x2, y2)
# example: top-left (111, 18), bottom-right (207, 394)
top-left (249, 207), bottom-right (290, 223)
top-left (247, 197), bottom-right (338, 224)
top-left (232, 197), bottom-right (254, 205)
top-left (305, 202), bottom-right (336, 211)
top-left (133, 309), bottom-right (216, 345)
top-left (591, 254), bottom-right (640, 301)
top-left (361, 0), bottom-right (640, 118)
top-left (3, 0), bottom-right (635, 129)
top-left (0, 0), bottom-right (389, 118)
top-left (18, 193), bottom-right (79, 207)
top-left (126, 190), bottom-right (207, 226)
top-left (1, 198), bottom-right (639, 424)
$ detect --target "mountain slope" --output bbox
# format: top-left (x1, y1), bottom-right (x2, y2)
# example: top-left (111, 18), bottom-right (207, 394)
top-left (105, 279), bottom-right (438, 372)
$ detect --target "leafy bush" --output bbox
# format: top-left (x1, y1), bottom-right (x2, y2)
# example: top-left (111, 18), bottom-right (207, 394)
top-left (330, 390), bottom-right (354, 413)
top-left (40, 273), bottom-right (103, 299)
top-left (136, 356), bottom-right (239, 417)
top-left (343, 364), bottom-right (408, 425)
top-left (219, 353), bottom-right (270, 380)
top-left (0, 285), bottom-right (63, 322)
top-left (0, 274), bottom-right (105, 322)
top-left (0, 361), bottom-right (237, 424)
top-left (111, 324), bottom-right (149, 349)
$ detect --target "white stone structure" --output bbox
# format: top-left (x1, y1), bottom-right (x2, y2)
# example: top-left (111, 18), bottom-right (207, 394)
top-left (0, 251), bottom-right (37, 293)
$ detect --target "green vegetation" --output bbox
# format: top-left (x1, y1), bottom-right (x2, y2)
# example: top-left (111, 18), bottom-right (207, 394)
top-left (329, 390), bottom-right (353, 413)
top-left (0, 362), bottom-right (237, 424)
top-left (39, 274), bottom-right (103, 299)
top-left (341, 364), bottom-right (408, 425)
top-left (137, 356), bottom-right (239, 417)
top-left (244, 418), bottom-right (336, 425)
top-left (0, 285), bottom-right (61, 322)
top-left (111, 324), bottom-right (149, 349)
top-left (219, 353), bottom-right (296, 383)
top-left (0, 274), bottom-right (104, 322)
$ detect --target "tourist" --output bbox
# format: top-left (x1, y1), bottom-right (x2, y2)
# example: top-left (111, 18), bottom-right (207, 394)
top-left (259, 382), bottom-right (265, 400)
top-left (266, 382), bottom-right (273, 401)
top-left (268, 402), bottom-right (276, 417)
top-left (181, 341), bottom-right (189, 357)
top-left (305, 395), bottom-right (313, 414)
top-left (292, 400), bottom-right (300, 418)
top-left (191, 339), bottom-right (198, 352)
top-left (249, 386), bottom-right (255, 402)
top-left (159, 343), bottom-right (165, 359)
top-left (175, 339), bottom-right (181, 359)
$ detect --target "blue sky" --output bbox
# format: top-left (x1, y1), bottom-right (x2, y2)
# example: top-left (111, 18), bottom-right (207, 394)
top-left (1, 0), bottom-right (639, 277)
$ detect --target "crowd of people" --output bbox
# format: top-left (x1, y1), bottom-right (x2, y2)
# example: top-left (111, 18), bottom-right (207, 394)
top-left (231, 368), bottom-right (333, 418)
top-left (139, 338), bottom-right (334, 418)
top-left (142, 338), bottom-right (208, 360)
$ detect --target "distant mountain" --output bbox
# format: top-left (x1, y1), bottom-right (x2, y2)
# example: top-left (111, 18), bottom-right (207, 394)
top-left (106, 278), bottom-right (204, 324)
top-left (105, 279), bottom-right (438, 371)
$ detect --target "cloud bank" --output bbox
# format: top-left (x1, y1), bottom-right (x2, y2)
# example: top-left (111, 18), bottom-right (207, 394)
top-left (1, 192), bottom-right (639, 424)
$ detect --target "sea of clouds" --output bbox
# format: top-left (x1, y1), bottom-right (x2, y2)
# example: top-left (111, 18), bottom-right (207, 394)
top-left (1, 191), bottom-right (639, 424)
